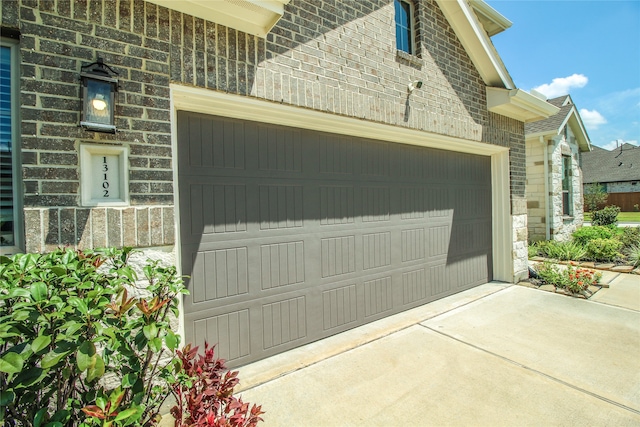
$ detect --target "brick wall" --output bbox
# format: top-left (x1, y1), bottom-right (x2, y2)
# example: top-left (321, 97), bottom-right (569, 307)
top-left (3, 0), bottom-right (525, 261)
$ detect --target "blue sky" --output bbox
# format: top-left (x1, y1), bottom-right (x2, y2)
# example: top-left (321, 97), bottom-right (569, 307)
top-left (486, 0), bottom-right (640, 150)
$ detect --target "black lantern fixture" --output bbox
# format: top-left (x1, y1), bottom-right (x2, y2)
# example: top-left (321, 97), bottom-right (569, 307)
top-left (80, 58), bottom-right (118, 133)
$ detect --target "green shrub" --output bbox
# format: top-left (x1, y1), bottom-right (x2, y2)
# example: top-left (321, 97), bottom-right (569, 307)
top-left (535, 241), bottom-right (561, 259)
top-left (535, 262), bottom-right (567, 287)
top-left (528, 242), bottom-right (541, 258)
top-left (535, 262), bottom-right (602, 294)
top-left (572, 226), bottom-right (614, 246)
top-left (586, 238), bottom-right (623, 262)
top-left (617, 227), bottom-right (640, 251)
top-left (591, 205), bottom-right (621, 226)
top-left (0, 248), bottom-right (187, 426)
top-left (535, 240), bottom-right (586, 261)
top-left (583, 183), bottom-right (608, 212)
top-left (625, 244), bottom-right (640, 268)
top-left (1, 248), bottom-right (264, 427)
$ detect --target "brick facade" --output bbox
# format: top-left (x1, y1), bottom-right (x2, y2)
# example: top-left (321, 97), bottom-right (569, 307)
top-left (2, 0), bottom-right (526, 278)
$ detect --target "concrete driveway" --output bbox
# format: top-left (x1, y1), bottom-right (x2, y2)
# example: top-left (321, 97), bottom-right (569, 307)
top-left (237, 278), bottom-right (640, 426)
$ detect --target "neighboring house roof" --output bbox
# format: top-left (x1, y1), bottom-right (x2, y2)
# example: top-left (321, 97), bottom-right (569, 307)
top-left (582, 143), bottom-right (640, 184)
top-left (524, 95), bottom-right (592, 152)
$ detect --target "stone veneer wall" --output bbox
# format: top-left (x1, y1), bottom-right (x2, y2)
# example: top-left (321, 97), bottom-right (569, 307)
top-left (526, 141), bottom-right (547, 242)
top-left (526, 134), bottom-right (584, 244)
top-left (549, 136), bottom-right (584, 241)
top-left (2, 0), bottom-right (526, 279)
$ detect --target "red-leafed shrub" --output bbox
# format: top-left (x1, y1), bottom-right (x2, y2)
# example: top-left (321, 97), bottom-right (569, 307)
top-left (171, 343), bottom-right (264, 427)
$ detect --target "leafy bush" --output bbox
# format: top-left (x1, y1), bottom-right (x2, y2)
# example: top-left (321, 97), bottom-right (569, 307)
top-left (625, 244), bottom-right (640, 268)
top-left (572, 226), bottom-right (614, 246)
top-left (534, 241), bottom-right (562, 259)
top-left (171, 343), bottom-right (264, 427)
top-left (586, 238), bottom-right (623, 262)
top-left (535, 262), bottom-right (602, 294)
top-left (528, 242), bottom-right (541, 258)
top-left (1, 248), bottom-right (264, 426)
top-left (583, 183), bottom-right (608, 212)
top-left (591, 205), bottom-right (620, 226)
top-left (617, 227), bottom-right (640, 251)
top-left (0, 248), bottom-right (187, 426)
top-left (535, 262), bottom-right (566, 286)
top-left (535, 240), bottom-right (586, 261)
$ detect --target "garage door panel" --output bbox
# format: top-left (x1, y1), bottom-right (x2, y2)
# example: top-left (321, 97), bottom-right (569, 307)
top-left (318, 135), bottom-right (355, 176)
top-left (363, 275), bottom-right (394, 318)
top-left (188, 246), bottom-right (250, 304)
top-left (321, 283), bottom-right (359, 331)
top-left (319, 185), bottom-right (356, 225)
top-left (258, 125), bottom-right (303, 173)
top-left (191, 308), bottom-right (252, 363)
top-left (320, 234), bottom-right (357, 278)
top-left (179, 180), bottom-right (251, 243)
top-left (179, 112), bottom-right (493, 367)
top-left (261, 295), bottom-right (308, 350)
top-left (258, 184), bottom-right (304, 229)
top-left (260, 240), bottom-right (306, 290)
top-left (402, 267), bottom-right (429, 305)
top-left (360, 139), bottom-right (391, 177)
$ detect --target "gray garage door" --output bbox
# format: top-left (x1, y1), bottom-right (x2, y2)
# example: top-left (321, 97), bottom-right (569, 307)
top-left (178, 111), bottom-right (492, 367)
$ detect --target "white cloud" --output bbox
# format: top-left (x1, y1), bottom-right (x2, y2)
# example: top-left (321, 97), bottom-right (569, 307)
top-left (532, 74), bottom-right (588, 98)
top-left (598, 139), bottom-right (639, 151)
top-left (579, 108), bottom-right (607, 130)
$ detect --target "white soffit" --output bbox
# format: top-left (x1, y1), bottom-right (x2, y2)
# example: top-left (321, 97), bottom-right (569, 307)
top-left (146, 0), bottom-right (291, 38)
top-left (469, 0), bottom-right (512, 37)
top-left (487, 87), bottom-right (560, 123)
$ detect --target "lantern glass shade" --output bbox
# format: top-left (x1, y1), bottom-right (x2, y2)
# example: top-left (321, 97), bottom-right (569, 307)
top-left (80, 70), bottom-right (117, 133)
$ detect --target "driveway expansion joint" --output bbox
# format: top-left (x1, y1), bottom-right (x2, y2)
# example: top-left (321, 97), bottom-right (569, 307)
top-left (420, 324), bottom-right (640, 416)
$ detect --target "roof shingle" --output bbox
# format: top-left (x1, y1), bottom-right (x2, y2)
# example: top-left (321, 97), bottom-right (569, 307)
top-left (582, 143), bottom-right (640, 184)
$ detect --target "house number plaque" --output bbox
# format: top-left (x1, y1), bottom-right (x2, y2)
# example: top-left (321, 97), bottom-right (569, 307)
top-left (92, 154), bottom-right (120, 200)
top-left (80, 144), bottom-right (129, 206)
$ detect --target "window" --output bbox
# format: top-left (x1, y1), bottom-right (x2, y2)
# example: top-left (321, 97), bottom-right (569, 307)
top-left (562, 155), bottom-right (572, 216)
top-left (394, 0), bottom-right (415, 54)
top-left (1, 38), bottom-right (21, 252)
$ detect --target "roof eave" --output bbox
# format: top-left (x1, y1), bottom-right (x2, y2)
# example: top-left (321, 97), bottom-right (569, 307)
top-left (435, 0), bottom-right (515, 88)
top-left (145, 0), bottom-right (291, 38)
top-left (469, 0), bottom-right (512, 37)
top-left (488, 87), bottom-right (560, 123)
top-left (566, 109), bottom-right (592, 152)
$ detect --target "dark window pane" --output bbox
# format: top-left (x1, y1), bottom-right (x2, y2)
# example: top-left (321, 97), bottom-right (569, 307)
top-left (0, 45), bottom-right (15, 247)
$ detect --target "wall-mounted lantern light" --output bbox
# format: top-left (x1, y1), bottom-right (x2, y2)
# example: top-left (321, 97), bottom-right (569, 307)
top-left (80, 58), bottom-right (118, 133)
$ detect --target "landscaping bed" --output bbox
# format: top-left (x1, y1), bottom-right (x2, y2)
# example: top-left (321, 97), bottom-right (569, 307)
top-left (522, 211), bottom-right (640, 299)
top-left (519, 260), bottom-right (604, 299)
top-left (518, 257), bottom-right (639, 299)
